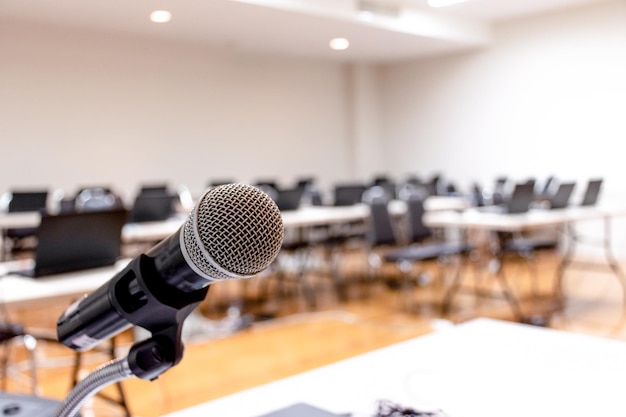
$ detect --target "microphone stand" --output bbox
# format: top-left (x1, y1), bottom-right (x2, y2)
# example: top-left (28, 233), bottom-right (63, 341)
top-left (54, 333), bottom-right (183, 417)
top-left (54, 277), bottom-right (209, 417)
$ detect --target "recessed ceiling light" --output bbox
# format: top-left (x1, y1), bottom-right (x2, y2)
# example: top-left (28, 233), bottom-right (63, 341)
top-left (150, 10), bottom-right (172, 23)
top-left (329, 38), bottom-right (350, 51)
top-left (427, 0), bottom-right (470, 7)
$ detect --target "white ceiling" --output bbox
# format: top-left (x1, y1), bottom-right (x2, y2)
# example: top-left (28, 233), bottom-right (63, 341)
top-left (0, 0), bottom-right (610, 62)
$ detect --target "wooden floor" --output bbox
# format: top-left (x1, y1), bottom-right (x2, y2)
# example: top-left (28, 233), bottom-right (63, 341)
top-left (5, 246), bottom-right (626, 417)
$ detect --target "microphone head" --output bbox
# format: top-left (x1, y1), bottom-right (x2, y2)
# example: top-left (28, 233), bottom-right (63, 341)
top-left (182, 183), bottom-right (284, 281)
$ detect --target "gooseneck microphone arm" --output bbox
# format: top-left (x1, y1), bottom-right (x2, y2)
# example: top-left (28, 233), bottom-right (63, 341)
top-left (53, 332), bottom-right (193, 417)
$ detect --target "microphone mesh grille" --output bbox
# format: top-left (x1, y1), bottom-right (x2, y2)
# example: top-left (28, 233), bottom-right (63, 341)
top-left (183, 183), bottom-right (284, 280)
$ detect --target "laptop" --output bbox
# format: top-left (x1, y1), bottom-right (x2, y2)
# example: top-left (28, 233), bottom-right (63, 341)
top-left (15, 209), bottom-right (128, 277)
top-left (549, 182), bottom-right (575, 209)
top-left (334, 184), bottom-right (367, 206)
top-left (128, 194), bottom-right (177, 223)
top-left (581, 179), bottom-right (603, 206)
top-left (505, 182), bottom-right (535, 214)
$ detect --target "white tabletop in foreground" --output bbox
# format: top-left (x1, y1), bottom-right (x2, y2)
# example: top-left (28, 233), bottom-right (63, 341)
top-left (162, 318), bottom-right (626, 417)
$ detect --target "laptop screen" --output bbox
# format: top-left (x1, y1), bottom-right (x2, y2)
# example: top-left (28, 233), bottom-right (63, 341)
top-left (128, 194), bottom-right (176, 223)
top-left (550, 182), bottom-right (575, 209)
top-left (581, 179), bottom-right (602, 206)
top-left (506, 182), bottom-right (535, 214)
top-left (32, 209), bottom-right (128, 277)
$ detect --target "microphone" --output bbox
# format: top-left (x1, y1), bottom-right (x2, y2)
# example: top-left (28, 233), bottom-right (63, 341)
top-left (57, 183), bottom-right (284, 352)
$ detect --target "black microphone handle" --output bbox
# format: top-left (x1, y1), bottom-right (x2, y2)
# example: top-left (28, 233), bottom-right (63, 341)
top-left (57, 228), bottom-right (210, 352)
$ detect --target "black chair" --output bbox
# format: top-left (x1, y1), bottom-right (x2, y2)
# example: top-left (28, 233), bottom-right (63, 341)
top-left (538, 175), bottom-right (557, 199)
top-left (138, 184), bottom-right (169, 196)
top-left (326, 183), bottom-right (369, 249)
top-left (471, 182), bottom-right (486, 207)
top-left (208, 179), bottom-right (236, 188)
top-left (486, 182), bottom-right (563, 320)
top-left (366, 194), bottom-right (470, 312)
top-left (492, 176), bottom-right (508, 205)
top-left (424, 175), bottom-right (442, 197)
top-left (58, 186), bottom-right (124, 213)
top-left (1, 190), bottom-right (49, 258)
top-left (372, 176), bottom-right (396, 200)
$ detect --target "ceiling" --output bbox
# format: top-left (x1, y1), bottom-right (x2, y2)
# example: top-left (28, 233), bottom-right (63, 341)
top-left (0, 0), bottom-right (610, 63)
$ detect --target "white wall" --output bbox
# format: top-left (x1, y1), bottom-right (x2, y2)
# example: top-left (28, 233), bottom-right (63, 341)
top-left (381, 0), bottom-right (626, 257)
top-left (0, 20), bottom-right (353, 201)
top-left (348, 64), bottom-right (387, 180)
top-left (381, 0), bottom-right (626, 205)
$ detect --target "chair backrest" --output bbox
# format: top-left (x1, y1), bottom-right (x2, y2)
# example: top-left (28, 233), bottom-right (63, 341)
top-left (492, 177), bottom-right (508, 205)
top-left (75, 187), bottom-right (124, 212)
top-left (472, 183), bottom-right (485, 207)
top-left (139, 184), bottom-right (169, 196)
top-left (505, 182), bottom-right (535, 214)
top-left (361, 186), bottom-right (389, 205)
top-left (208, 179), bottom-right (235, 188)
top-left (307, 188), bottom-right (325, 206)
top-left (333, 184), bottom-right (367, 206)
top-left (367, 198), bottom-right (397, 247)
top-left (404, 195), bottom-right (432, 243)
top-left (6, 190), bottom-right (48, 213)
top-left (424, 175), bottom-right (441, 197)
top-left (540, 175), bottom-right (557, 197)
top-left (580, 178), bottom-right (603, 206)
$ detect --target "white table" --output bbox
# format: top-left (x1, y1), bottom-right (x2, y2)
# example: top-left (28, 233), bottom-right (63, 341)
top-left (0, 259), bottom-right (130, 309)
top-left (161, 317), bottom-right (626, 417)
top-left (0, 196), bottom-right (468, 234)
top-left (424, 205), bottom-right (626, 232)
top-left (425, 205), bottom-right (626, 321)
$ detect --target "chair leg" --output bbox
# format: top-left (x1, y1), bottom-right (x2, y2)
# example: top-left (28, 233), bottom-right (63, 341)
top-left (23, 335), bottom-right (39, 395)
top-left (328, 244), bottom-right (348, 303)
top-left (0, 335), bottom-right (39, 394)
top-left (495, 257), bottom-right (524, 321)
top-left (397, 259), bottom-right (414, 312)
top-left (441, 258), bottom-right (465, 316)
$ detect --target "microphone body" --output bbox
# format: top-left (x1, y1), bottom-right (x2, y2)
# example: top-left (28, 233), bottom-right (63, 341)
top-left (57, 183), bottom-right (284, 352)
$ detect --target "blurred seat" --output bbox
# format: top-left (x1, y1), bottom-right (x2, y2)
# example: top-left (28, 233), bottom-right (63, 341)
top-left (366, 192), bottom-right (470, 312)
top-left (485, 181), bottom-right (562, 318)
top-left (207, 179), bottom-right (236, 188)
top-left (1, 190), bottom-right (49, 259)
top-left (74, 187), bottom-right (124, 212)
top-left (138, 183), bottom-right (169, 196)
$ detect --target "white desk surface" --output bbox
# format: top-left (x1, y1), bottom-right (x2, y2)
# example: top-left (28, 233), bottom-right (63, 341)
top-left (0, 259), bottom-right (130, 309)
top-left (162, 318), bottom-right (626, 417)
top-left (425, 205), bottom-right (626, 232)
top-left (0, 196), bottom-right (468, 241)
top-left (279, 196), bottom-right (468, 229)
